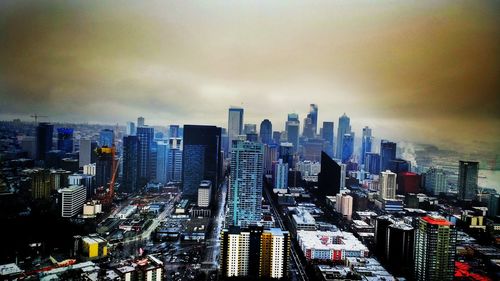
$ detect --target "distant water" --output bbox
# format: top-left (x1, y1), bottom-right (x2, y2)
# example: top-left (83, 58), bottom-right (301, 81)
top-left (479, 169), bottom-right (500, 193)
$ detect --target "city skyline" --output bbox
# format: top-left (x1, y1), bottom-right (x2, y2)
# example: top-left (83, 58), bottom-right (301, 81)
top-left (1, 1), bottom-right (499, 154)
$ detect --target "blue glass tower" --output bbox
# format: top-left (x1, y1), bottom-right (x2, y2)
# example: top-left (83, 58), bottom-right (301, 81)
top-left (322, 121), bottom-right (334, 158)
top-left (335, 113), bottom-right (351, 159)
top-left (259, 119), bottom-right (272, 144)
top-left (137, 126), bottom-right (154, 181)
top-left (365, 152), bottom-right (381, 175)
top-left (360, 126), bottom-right (372, 165)
top-left (57, 128), bottom-right (74, 153)
top-left (99, 129), bottom-right (114, 147)
top-left (341, 133), bottom-right (354, 163)
top-left (380, 140), bottom-right (397, 171)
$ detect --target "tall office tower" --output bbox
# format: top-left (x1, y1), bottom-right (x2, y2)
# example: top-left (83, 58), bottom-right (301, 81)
top-left (458, 160), bottom-right (479, 201)
top-left (335, 113), bottom-right (351, 159)
top-left (155, 141), bottom-right (169, 184)
top-left (137, 116), bottom-right (145, 127)
top-left (169, 125), bottom-right (180, 138)
top-left (122, 136), bottom-right (140, 193)
top-left (60, 185), bottom-right (86, 218)
top-left (397, 172), bottom-right (420, 194)
top-left (99, 129), bottom-right (114, 147)
top-left (287, 113), bottom-right (299, 122)
top-left (197, 180), bottom-right (212, 208)
top-left (321, 121), bottom-right (334, 158)
top-left (388, 158), bottom-right (410, 174)
top-left (360, 126), bottom-right (372, 165)
top-left (278, 142), bottom-right (294, 167)
top-left (424, 167), bottom-right (447, 195)
top-left (95, 147), bottom-right (114, 188)
top-left (365, 152), bottom-right (381, 175)
top-left (228, 107), bottom-right (244, 153)
top-left (341, 133), bottom-right (354, 163)
top-left (302, 117), bottom-right (315, 139)
top-left (68, 174), bottom-right (93, 199)
top-left (243, 124), bottom-right (257, 134)
top-left (167, 137), bottom-right (182, 182)
top-left (414, 216), bottom-right (457, 281)
top-left (126, 121), bottom-right (136, 136)
top-left (374, 215), bottom-right (395, 257)
top-left (28, 168), bottom-right (51, 199)
top-left (272, 131), bottom-right (281, 145)
top-left (386, 223), bottom-right (414, 275)
top-left (273, 159), bottom-right (288, 190)
top-left (57, 128), bottom-right (74, 153)
top-left (263, 144), bottom-right (279, 175)
top-left (340, 163), bottom-right (347, 189)
top-left (220, 226), bottom-right (289, 279)
top-left (182, 125), bottom-right (221, 201)
top-left (379, 170), bottom-right (397, 199)
top-left (335, 193), bottom-right (353, 220)
top-left (285, 120), bottom-right (300, 152)
top-left (36, 122), bottom-right (54, 161)
top-left (318, 152), bottom-right (341, 197)
top-left (259, 119), bottom-right (272, 144)
top-left (380, 140), bottom-right (396, 171)
top-left (79, 139), bottom-right (92, 167)
top-left (136, 126), bottom-right (154, 181)
top-left (308, 104), bottom-right (318, 136)
top-left (228, 141), bottom-right (264, 227)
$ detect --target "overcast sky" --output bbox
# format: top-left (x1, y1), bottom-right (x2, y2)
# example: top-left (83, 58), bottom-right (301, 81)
top-left (0, 1), bottom-right (499, 152)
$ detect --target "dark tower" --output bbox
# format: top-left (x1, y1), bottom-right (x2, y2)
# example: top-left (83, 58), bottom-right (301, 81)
top-left (318, 151), bottom-right (341, 197)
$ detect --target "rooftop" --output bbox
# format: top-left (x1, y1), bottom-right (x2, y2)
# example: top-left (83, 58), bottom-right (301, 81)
top-left (422, 215), bottom-right (453, 226)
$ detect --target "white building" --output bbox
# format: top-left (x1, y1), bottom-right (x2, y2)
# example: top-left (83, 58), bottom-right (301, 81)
top-left (297, 230), bottom-right (368, 261)
top-left (379, 170), bottom-right (397, 199)
top-left (197, 180), bottom-right (212, 208)
top-left (336, 193), bottom-right (353, 220)
top-left (60, 185), bottom-right (86, 218)
top-left (83, 163), bottom-right (96, 176)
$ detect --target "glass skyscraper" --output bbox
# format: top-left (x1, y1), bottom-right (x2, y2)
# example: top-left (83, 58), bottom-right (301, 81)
top-left (458, 160), bottom-right (479, 201)
top-left (360, 126), bottom-right (372, 165)
top-left (380, 140), bottom-right (396, 171)
top-left (228, 107), bottom-right (244, 153)
top-left (228, 141), bottom-right (264, 227)
top-left (99, 129), bottom-right (114, 147)
top-left (308, 104), bottom-right (318, 136)
top-left (122, 135), bottom-right (140, 193)
top-left (136, 126), bottom-right (154, 181)
top-left (285, 119), bottom-right (300, 152)
top-left (259, 119), bottom-right (272, 144)
top-left (318, 151), bottom-right (341, 197)
top-left (341, 133), bottom-right (354, 163)
top-left (182, 125), bottom-right (221, 201)
top-left (57, 127), bottom-right (74, 153)
top-left (321, 121), bottom-right (334, 158)
top-left (36, 122), bottom-right (53, 161)
top-left (335, 113), bottom-right (351, 159)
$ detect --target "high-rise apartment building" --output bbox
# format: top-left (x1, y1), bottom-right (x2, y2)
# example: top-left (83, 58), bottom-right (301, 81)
top-left (228, 141), bottom-right (263, 227)
top-left (228, 107), bottom-right (244, 153)
top-left (273, 159), bottom-right (288, 190)
top-left (197, 180), bottom-right (212, 208)
top-left (220, 226), bottom-right (289, 279)
top-left (95, 147), bottom-right (114, 188)
top-left (335, 193), bottom-right (353, 220)
top-left (167, 137), bottom-right (182, 182)
top-left (379, 170), bottom-right (397, 199)
top-left (414, 216), bottom-right (457, 281)
top-left (60, 185), bottom-right (86, 218)
top-left (424, 167), bottom-right (447, 195)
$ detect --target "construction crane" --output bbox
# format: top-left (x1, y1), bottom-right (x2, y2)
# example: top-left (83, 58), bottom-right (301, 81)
top-left (97, 146), bottom-right (120, 207)
top-left (30, 114), bottom-right (48, 123)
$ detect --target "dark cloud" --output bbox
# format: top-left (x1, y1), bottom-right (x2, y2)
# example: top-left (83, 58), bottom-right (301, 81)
top-left (0, 0), bottom-right (499, 152)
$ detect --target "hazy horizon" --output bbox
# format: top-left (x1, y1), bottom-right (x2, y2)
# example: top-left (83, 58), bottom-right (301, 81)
top-left (1, 1), bottom-right (499, 154)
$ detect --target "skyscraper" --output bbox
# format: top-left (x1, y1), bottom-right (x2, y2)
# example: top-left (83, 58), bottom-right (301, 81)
top-left (228, 107), bottom-right (244, 153)
top-left (137, 116), bottom-right (145, 127)
top-left (380, 140), bottom-right (396, 171)
top-left (335, 113), bottom-right (351, 159)
top-left (167, 137), bottom-right (183, 182)
top-left (302, 117), bottom-right (315, 139)
top-left (36, 122), bottom-right (54, 161)
top-left (287, 113), bottom-right (299, 122)
top-left (220, 226), bottom-right (289, 279)
top-left (28, 168), bottom-right (52, 199)
top-left (122, 135), bottom-right (140, 193)
top-left (60, 185), bottom-right (86, 218)
top-left (228, 141), bottom-right (263, 227)
top-left (321, 121), bottom-right (334, 158)
top-left (360, 126), bottom-right (372, 165)
top-left (259, 119), bottom-right (272, 144)
top-left (273, 159), bottom-right (288, 190)
top-left (365, 152), bottom-right (381, 174)
top-left (379, 170), bottom-right (397, 199)
top-left (78, 139), bottom-right (92, 167)
top-left (168, 124), bottom-right (180, 138)
top-left (318, 152), bottom-right (341, 197)
top-left (424, 167), bottom-right (447, 195)
top-left (99, 129), bottom-right (114, 147)
top-left (155, 141), bottom-right (169, 184)
top-left (458, 160), bottom-right (479, 201)
top-left (57, 128), bottom-right (74, 153)
top-left (126, 121), bottom-right (136, 136)
top-left (308, 104), bottom-right (318, 136)
top-left (136, 126), bottom-right (154, 181)
top-left (285, 120), bottom-right (299, 152)
top-left (95, 147), bottom-right (114, 189)
top-left (414, 216), bottom-right (457, 281)
top-left (341, 133), bottom-right (354, 163)
top-left (182, 125), bottom-right (221, 201)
